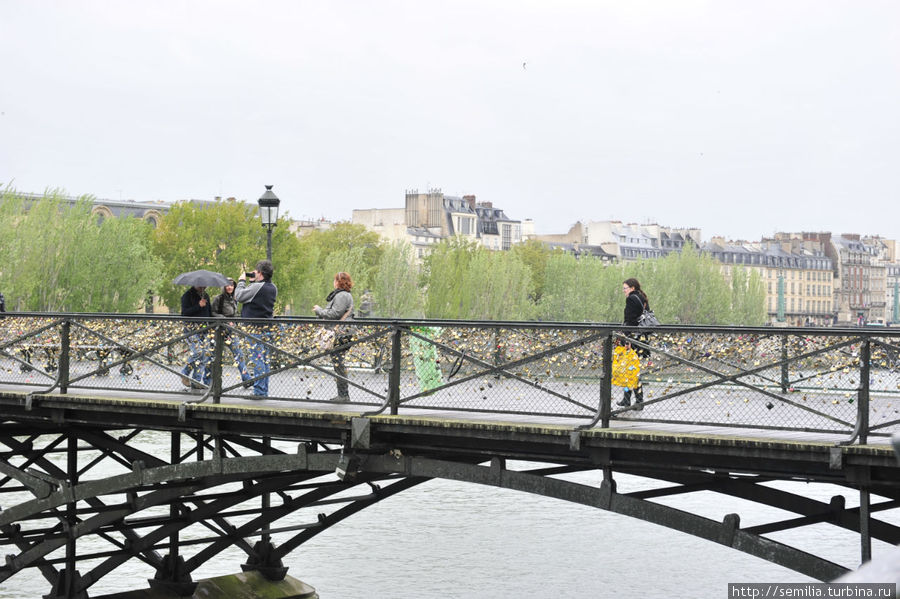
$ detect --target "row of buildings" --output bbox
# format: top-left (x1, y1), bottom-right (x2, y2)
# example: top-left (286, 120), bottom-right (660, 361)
top-left (351, 190), bottom-right (899, 327)
top-left (352, 189), bottom-right (530, 255)
top-left (32, 189), bottom-right (900, 327)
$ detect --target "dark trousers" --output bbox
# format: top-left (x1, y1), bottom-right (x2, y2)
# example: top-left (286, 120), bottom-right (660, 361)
top-left (331, 347), bottom-right (349, 398)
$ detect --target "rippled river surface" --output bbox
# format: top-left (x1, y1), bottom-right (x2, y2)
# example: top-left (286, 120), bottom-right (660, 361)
top-left (1, 431), bottom-right (897, 599)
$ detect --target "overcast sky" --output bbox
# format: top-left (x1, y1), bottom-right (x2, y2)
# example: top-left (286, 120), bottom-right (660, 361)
top-left (2, 1), bottom-right (898, 242)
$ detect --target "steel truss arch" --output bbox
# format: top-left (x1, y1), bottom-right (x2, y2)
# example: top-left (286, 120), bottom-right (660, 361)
top-left (1, 448), bottom-right (875, 594)
top-left (0, 447), bottom-right (429, 595)
top-left (360, 454), bottom-right (855, 581)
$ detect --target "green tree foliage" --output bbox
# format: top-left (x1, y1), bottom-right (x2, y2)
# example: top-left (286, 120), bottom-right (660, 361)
top-left (316, 246), bottom-right (371, 307)
top-left (76, 213), bottom-right (162, 312)
top-left (0, 189), bottom-right (160, 312)
top-left (536, 244), bottom-right (766, 325)
top-left (285, 223), bottom-right (385, 315)
top-left (509, 239), bottom-right (556, 301)
top-left (538, 254), bottom-right (623, 322)
top-left (643, 244), bottom-right (733, 324)
top-left (297, 223), bottom-right (383, 273)
top-left (0, 188), bottom-right (768, 323)
top-left (422, 239), bottom-right (534, 320)
top-left (731, 266), bottom-right (767, 325)
top-left (152, 199), bottom-right (303, 312)
top-left (458, 250), bottom-right (534, 320)
top-left (371, 243), bottom-right (424, 318)
top-left (422, 238), bottom-right (479, 318)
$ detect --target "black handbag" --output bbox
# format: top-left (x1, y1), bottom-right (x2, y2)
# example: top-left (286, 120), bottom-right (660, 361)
top-left (638, 307), bottom-right (661, 328)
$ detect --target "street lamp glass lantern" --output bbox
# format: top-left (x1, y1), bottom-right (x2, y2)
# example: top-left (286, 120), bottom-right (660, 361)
top-left (257, 185), bottom-right (280, 228)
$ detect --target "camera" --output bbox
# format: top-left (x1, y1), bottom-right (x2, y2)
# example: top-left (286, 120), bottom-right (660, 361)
top-left (245, 272), bottom-right (256, 279)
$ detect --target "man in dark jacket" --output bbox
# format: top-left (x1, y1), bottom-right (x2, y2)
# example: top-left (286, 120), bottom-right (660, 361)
top-left (235, 260), bottom-right (277, 397)
top-left (180, 285), bottom-right (212, 388)
top-left (0, 291), bottom-right (6, 313)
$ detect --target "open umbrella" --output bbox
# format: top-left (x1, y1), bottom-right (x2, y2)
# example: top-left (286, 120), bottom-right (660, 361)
top-left (172, 269), bottom-right (230, 287)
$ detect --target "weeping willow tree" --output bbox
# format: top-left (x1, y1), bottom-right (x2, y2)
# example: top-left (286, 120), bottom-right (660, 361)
top-left (642, 244), bottom-right (733, 325)
top-left (509, 239), bottom-right (557, 302)
top-left (422, 238), bottom-right (534, 320)
top-left (538, 253), bottom-right (623, 322)
top-left (422, 238), bottom-right (479, 319)
top-left (457, 249), bottom-right (534, 320)
top-left (316, 245), bottom-right (372, 308)
top-left (281, 223), bottom-right (384, 316)
top-left (0, 189), bottom-right (160, 312)
top-left (730, 265), bottom-right (767, 325)
top-left (535, 244), bottom-right (766, 325)
top-left (371, 243), bottom-right (423, 318)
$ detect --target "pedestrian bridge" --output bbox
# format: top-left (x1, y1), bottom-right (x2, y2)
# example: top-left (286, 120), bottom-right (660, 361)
top-left (0, 313), bottom-right (898, 597)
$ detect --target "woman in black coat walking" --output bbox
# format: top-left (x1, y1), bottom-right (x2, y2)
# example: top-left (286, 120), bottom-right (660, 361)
top-left (618, 278), bottom-right (649, 409)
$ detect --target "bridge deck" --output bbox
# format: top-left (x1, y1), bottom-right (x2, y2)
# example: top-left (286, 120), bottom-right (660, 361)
top-left (0, 382), bottom-right (890, 449)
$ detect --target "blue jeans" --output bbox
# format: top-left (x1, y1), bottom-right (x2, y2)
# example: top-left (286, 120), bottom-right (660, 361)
top-left (181, 329), bottom-right (211, 386)
top-left (225, 333), bottom-right (249, 383)
top-left (245, 330), bottom-right (270, 396)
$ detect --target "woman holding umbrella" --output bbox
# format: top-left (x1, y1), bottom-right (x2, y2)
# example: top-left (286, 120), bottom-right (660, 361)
top-left (173, 269), bottom-right (230, 390)
top-left (180, 285), bottom-right (212, 388)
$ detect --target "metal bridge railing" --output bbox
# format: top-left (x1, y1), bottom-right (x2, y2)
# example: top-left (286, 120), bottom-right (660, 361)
top-left (1, 313), bottom-right (898, 443)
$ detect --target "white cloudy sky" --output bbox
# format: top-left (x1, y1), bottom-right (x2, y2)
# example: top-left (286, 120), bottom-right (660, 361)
top-left (1, 1), bottom-right (898, 242)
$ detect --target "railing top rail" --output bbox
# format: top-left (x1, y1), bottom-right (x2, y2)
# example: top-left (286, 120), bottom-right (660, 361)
top-left (2, 311), bottom-right (900, 338)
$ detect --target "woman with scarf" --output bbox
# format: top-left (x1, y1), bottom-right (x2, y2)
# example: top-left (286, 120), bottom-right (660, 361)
top-left (313, 272), bottom-right (354, 401)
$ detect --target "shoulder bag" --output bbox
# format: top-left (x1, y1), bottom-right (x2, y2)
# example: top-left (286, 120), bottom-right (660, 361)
top-left (315, 307), bottom-right (352, 352)
top-left (638, 306), bottom-right (661, 328)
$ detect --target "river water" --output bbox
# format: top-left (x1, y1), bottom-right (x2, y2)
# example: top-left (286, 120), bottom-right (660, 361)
top-left (1, 432), bottom-right (897, 599)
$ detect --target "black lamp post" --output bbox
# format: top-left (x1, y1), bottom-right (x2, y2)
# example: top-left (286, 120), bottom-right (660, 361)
top-left (257, 185), bottom-right (280, 262)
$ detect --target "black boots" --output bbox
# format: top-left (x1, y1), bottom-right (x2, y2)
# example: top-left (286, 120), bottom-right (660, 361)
top-left (616, 387), bottom-right (644, 410)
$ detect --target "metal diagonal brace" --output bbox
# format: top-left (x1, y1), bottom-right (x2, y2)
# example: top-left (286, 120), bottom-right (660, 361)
top-left (0, 463), bottom-right (53, 498)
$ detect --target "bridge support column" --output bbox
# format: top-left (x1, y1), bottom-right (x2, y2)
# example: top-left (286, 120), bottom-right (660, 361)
top-left (44, 568), bottom-right (87, 599)
top-left (242, 540), bottom-right (289, 581)
top-left (148, 554), bottom-right (197, 597)
top-left (65, 434), bottom-right (78, 593)
top-left (147, 432), bottom-right (198, 596)
top-left (860, 488), bottom-right (871, 565)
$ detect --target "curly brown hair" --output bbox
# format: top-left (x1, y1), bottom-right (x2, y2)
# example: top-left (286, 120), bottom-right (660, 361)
top-left (334, 272), bottom-right (354, 291)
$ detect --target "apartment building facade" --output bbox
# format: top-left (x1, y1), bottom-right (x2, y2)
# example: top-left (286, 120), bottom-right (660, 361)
top-left (583, 221), bottom-right (702, 261)
top-left (701, 235), bottom-right (834, 326)
top-left (354, 189), bottom-right (523, 258)
top-left (887, 264), bottom-right (900, 325)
